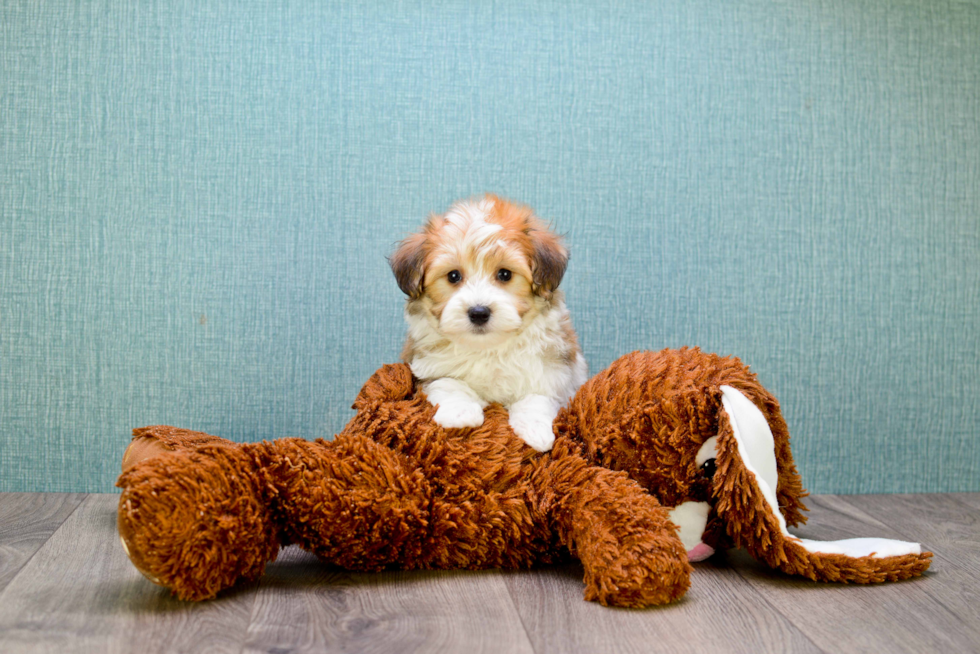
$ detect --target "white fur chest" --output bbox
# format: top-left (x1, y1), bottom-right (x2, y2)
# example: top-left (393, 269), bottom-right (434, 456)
top-left (406, 304), bottom-right (586, 406)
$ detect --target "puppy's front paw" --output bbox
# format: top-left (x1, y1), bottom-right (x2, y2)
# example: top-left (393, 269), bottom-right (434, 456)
top-left (433, 400), bottom-right (485, 429)
top-left (509, 414), bottom-right (555, 452)
top-left (508, 399), bottom-right (558, 452)
top-left (508, 395), bottom-right (561, 452)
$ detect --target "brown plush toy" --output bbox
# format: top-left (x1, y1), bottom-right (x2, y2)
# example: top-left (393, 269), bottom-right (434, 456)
top-left (117, 348), bottom-right (931, 607)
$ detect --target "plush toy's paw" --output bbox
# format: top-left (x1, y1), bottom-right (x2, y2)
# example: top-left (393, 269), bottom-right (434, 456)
top-left (507, 395), bottom-right (560, 452)
top-left (582, 536), bottom-right (692, 608)
top-left (117, 440), bottom-right (281, 601)
top-left (433, 399), bottom-right (486, 429)
top-left (539, 454), bottom-right (692, 607)
top-left (566, 469), bottom-right (693, 607)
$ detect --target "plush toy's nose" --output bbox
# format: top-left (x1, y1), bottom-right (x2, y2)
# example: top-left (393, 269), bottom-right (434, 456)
top-left (467, 305), bottom-right (491, 325)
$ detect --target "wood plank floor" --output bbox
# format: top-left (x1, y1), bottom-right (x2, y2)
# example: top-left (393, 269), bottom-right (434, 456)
top-left (0, 493), bottom-right (976, 654)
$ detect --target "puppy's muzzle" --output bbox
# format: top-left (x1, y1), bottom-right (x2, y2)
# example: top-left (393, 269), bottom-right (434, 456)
top-left (467, 305), bottom-right (492, 326)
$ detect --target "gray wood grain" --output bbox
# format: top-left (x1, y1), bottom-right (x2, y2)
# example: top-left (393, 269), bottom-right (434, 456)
top-left (0, 492), bottom-right (85, 592)
top-left (244, 546), bottom-right (535, 654)
top-left (0, 494), bottom-right (256, 654)
top-left (950, 492), bottom-right (980, 512)
top-left (503, 561), bottom-right (822, 654)
top-left (724, 494), bottom-right (978, 653)
top-left (0, 493), bottom-right (977, 654)
top-left (840, 493), bottom-right (980, 646)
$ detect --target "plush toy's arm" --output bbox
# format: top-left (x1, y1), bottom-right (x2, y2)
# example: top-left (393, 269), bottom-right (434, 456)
top-left (532, 447), bottom-right (692, 607)
top-left (351, 363), bottom-right (417, 410)
top-left (117, 429), bottom-right (438, 601)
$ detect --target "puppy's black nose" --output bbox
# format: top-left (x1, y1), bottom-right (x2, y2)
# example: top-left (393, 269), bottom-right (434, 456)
top-left (467, 305), bottom-right (492, 326)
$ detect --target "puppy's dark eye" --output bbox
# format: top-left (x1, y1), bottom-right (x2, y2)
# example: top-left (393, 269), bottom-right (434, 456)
top-left (496, 268), bottom-right (512, 282)
top-left (447, 270), bottom-right (462, 284)
top-left (700, 458), bottom-right (717, 479)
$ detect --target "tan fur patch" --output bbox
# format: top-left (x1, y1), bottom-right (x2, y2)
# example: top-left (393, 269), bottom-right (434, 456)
top-left (486, 195), bottom-right (567, 295)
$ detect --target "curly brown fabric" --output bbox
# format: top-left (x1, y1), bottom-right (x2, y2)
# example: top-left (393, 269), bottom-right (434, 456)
top-left (117, 348), bottom-right (930, 606)
top-left (118, 436), bottom-right (279, 600)
top-left (557, 348), bottom-right (807, 525)
top-left (118, 363), bottom-right (690, 606)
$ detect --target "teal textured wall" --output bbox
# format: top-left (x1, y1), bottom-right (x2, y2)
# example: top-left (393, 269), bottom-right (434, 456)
top-left (2, 1), bottom-right (978, 493)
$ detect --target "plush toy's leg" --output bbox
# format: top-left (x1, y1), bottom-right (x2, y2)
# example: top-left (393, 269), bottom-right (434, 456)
top-left (117, 436), bottom-right (282, 601)
top-left (121, 425), bottom-right (228, 471)
top-left (247, 434), bottom-right (436, 571)
top-left (117, 428), bottom-right (439, 600)
top-left (714, 386), bottom-right (932, 582)
top-left (533, 449), bottom-right (693, 607)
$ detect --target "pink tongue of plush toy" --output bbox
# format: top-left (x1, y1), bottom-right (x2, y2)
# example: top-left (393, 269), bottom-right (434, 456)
top-left (687, 542), bottom-right (715, 562)
top-left (667, 501), bottom-right (717, 562)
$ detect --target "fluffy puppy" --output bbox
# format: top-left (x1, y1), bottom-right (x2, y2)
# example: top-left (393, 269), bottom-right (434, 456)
top-left (389, 194), bottom-right (588, 452)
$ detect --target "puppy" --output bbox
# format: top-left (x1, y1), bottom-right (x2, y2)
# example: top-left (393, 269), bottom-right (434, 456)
top-left (389, 194), bottom-right (588, 452)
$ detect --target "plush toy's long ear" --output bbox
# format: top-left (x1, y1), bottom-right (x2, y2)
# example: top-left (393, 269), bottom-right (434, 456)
top-left (713, 386), bottom-right (932, 582)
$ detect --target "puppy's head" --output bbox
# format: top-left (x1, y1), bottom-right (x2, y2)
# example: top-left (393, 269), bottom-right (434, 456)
top-left (390, 194), bottom-right (568, 348)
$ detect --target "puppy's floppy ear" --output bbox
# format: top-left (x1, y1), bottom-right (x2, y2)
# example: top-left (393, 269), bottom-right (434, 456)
top-left (389, 232), bottom-right (428, 299)
top-left (528, 226), bottom-right (568, 294)
top-left (484, 194), bottom-right (568, 293)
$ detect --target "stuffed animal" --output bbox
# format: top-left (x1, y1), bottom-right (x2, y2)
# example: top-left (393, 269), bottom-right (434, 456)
top-left (117, 348), bottom-right (931, 607)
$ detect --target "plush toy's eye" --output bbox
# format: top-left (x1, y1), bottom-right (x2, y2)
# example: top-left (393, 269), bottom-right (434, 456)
top-left (700, 458), bottom-right (717, 479)
top-left (496, 268), bottom-right (512, 282)
top-left (447, 270), bottom-right (462, 284)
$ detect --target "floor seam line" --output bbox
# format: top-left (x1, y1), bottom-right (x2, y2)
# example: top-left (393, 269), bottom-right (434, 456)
top-left (0, 492), bottom-right (89, 598)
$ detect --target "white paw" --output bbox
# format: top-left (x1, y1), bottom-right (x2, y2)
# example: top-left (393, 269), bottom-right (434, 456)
top-left (508, 411), bottom-right (556, 452)
top-left (433, 400), bottom-right (485, 429)
top-left (507, 394), bottom-right (560, 452)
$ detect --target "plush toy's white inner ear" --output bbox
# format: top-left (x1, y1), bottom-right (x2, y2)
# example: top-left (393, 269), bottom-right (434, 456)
top-left (719, 386), bottom-right (921, 559)
top-left (719, 386), bottom-right (789, 533)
